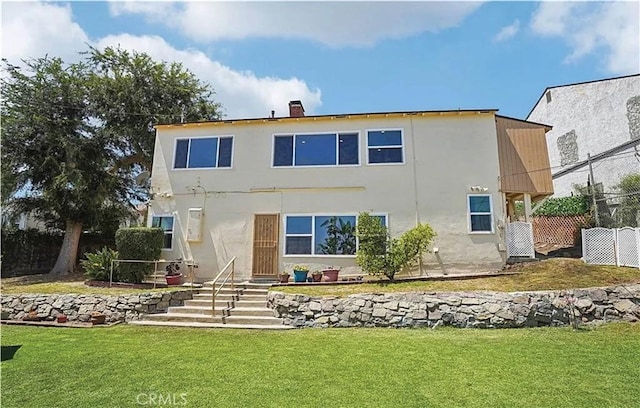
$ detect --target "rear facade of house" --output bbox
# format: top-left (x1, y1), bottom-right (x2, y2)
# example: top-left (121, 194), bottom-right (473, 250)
top-left (149, 102), bottom-right (552, 281)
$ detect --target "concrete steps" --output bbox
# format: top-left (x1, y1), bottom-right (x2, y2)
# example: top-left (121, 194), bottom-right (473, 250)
top-left (128, 320), bottom-right (293, 330)
top-left (130, 281), bottom-right (289, 330)
top-left (184, 299), bottom-right (267, 308)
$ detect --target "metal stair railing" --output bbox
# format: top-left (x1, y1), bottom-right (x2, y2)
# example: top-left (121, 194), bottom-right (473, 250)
top-left (210, 256), bottom-right (237, 316)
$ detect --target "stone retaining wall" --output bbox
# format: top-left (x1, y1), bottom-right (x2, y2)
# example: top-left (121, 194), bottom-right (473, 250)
top-left (268, 284), bottom-right (640, 329)
top-left (0, 290), bottom-right (193, 323)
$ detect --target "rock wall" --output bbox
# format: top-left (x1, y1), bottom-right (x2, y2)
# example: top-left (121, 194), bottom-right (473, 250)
top-left (268, 284), bottom-right (640, 329)
top-left (0, 290), bottom-right (193, 323)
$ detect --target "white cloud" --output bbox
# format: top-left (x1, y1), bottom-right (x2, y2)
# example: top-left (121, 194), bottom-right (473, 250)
top-left (1, 1), bottom-right (321, 118)
top-left (108, 1), bottom-right (484, 47)
top-left (530, 2), bottom-right (640, 74)
top-left (1, 2), bottom-right (89, 63)
top-left (95, 34), bottom-right (321, 118)
top-left (493, 19), bottom-right (520, 43)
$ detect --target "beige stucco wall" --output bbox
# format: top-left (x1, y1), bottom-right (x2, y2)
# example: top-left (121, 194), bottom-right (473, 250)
top-left (150, 113), bottom-right (506, 281)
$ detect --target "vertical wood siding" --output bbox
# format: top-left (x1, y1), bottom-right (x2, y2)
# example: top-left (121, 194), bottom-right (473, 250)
top-left (496, 116), bottom-right (554, 196)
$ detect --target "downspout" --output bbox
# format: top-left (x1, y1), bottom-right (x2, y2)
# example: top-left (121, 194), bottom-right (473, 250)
top-left (409, 116), bottom-right (423, 275)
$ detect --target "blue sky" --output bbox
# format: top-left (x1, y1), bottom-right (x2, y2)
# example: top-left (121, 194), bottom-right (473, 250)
top-left (2, 1), bottom-right (638, 120)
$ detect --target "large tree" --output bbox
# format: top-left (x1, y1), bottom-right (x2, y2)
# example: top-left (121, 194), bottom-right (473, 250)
top-left (1, 48), bottom-right (222, 275)
top-left (87, 46), bottom-right (222, 172)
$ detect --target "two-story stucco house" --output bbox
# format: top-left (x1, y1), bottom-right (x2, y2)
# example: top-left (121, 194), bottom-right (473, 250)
top-left (148, 101), bottom-right (553, 281)
top-left (527, 74), bottom-right (640, 198)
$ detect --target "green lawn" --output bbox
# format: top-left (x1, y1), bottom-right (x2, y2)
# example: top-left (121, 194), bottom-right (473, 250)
top-left (1, 323), bottom-right (639, 407)
top-left (278, 259), bottom-right (640, 297)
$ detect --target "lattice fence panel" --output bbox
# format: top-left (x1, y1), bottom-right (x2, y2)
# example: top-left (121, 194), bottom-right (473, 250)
top-left (582, 228), bottom-right (616, 265)
top-left (615, 228), bottom-right (640, 268)
top-left (506, 222), bottom-right (534, 258)
top-left (532, 215), bottom-right (588, 246)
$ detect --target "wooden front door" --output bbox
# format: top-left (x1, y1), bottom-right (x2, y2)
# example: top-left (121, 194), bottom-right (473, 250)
top-left (252, 214), bottom-right (280, 277)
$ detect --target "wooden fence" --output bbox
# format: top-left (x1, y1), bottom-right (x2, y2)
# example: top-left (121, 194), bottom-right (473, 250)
top-left (532, 215), bottom-right (589, 246)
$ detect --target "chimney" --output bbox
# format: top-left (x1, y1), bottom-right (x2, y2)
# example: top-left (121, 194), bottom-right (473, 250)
top-left (288, 100), bottom-right (305, 117)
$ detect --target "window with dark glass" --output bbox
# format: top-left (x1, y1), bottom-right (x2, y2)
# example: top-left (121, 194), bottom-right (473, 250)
top-left (152, 215), bottom-right (174, 249)
top-left (468, 195), bottom-right (493, 233)
top-left (173, 136), bottom-right (233, 169)
top-left (367, 130), bottom-right (404, 164)
top-left (284, 214), bottom-right (387, 256)
top-left (273, 132), bottom-right (359, 167)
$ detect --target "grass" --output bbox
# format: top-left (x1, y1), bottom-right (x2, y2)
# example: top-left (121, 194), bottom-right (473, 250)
top-left (0, 272), bottom-right (173, 295)
top-left (277, 258), bottom-right (640, 297)
top-left (1, 323), bottom-right (639, 407)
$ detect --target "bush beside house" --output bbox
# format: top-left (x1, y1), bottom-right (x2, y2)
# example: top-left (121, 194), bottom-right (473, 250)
top-left (115, 228), bottom-right (163, 283)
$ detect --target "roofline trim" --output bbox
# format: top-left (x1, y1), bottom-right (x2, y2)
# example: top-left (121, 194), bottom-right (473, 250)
top-left (495, 114), bottom-right (553, 131)
top-left (154, 108), bottom-right (499, 129)
top-left (526, 73), bottom-right (640, 119)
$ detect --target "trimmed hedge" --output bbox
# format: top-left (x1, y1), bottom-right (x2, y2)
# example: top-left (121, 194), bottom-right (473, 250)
top-left (115, 227), bottom-right (163, 283)
top-left (1, 229), bottom-right (116, 277)
top-left (533, 195), bottom-right (590, 216)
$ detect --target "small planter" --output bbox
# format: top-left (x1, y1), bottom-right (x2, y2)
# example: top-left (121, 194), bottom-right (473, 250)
top-left (323, 269), bottom-right (340, 282)
top-left (56, 314), bottom-right (68, 323)
top-left (311, 272), bottom-right (323, 283)
top-left (279, 274), bottom-right (290, 283)
top-left (166, 274), bottom-right (183, 286)
top-left (90, 312), bottom-right (106, 325)
top-left (293, 270), bottom-right (309, 283)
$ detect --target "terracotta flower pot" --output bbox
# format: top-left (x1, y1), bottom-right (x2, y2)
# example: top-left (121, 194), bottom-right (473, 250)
top-left (311, 273), bottom-right (323, 282)
top-left (279, 274), bottom-right (290, 283)
top-left (56, 314), bottom-right (67, 323)
top-left (90, 313), bottom-right (106, 325)
top-left (323, 269), bottom-right (339, 282)
top-left (166, 274), bottom-right (183, 286)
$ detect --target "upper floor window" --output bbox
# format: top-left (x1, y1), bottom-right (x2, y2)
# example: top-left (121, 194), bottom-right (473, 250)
top-left (174, 136), bottom-right (233, 169)
top-left (468, 194), bottom-right (493, 233)
top-left (367, 129), bottom-right (404, 164)
top-left (273, 132), bottom-right (359, 167)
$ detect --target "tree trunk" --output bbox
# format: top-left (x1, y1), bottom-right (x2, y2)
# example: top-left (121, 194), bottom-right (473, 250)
top-left (50, 220), bottom-right (83, 275)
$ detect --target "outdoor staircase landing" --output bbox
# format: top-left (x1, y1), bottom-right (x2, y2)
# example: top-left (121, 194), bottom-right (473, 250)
top-left (129, 282), bottom-right (292, 330)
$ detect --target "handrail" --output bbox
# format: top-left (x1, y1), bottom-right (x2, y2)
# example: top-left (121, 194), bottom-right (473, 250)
top-left (211, 256), bottom-right (236, 316)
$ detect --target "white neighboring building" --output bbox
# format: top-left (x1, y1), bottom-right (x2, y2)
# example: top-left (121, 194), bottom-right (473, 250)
top-left (527, 74), bottom-right (640, 197)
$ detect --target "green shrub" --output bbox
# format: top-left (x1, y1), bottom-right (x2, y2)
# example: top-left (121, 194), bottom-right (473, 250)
top-left (115, 227), bottom-right (163, 283)
top-left (80, 247), bottom-right (119, 281)
top-left (0, 229), bottom-right (63, 276)
top-left (533, 195), bottom-right (590, 216)
top-left (356, 212), bottom-right (436, 281)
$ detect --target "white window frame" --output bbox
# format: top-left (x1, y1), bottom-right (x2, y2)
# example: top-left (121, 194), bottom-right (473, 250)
top-left (283, 213), bottom-right (388, 257)
top-left (271, 131), bottom-right (361, 168)
top-left (366, 128), bottom-right (405, 165)
top-left (150, 214), bottom-right (175, 250)
top-left (467, 194), bottom-right (494, 234)
top-left (172, 135), bottom-right (234, 170)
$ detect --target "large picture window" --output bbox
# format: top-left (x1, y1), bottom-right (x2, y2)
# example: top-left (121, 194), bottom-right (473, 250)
top-left (152, 215), bottom-right (175, 249)
top-left (273, 132), bottom-right (359, 167)
top-left (174, 136), bottom-right (233, 169)
top-left (284, 214), bottom-right (387, 256)
top-left (468, 195), bottom-right (493, 233)
top-left (367, 129), bottom-right (404, 164)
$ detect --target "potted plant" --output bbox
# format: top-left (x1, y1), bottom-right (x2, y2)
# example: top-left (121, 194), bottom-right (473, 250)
top-left (56, 314), bottom-right (68, 323)
top-left (311, 270), bottom-right (323, 282)
top-left (278, 271), bottom-right (290, 283)
top-left (90, 311), bottom-right (106, 325)
top-left (322, 266), bottom-right (340, 282)
top-left (292, 265), bottom-right (310, 283)
top-left (165, 260), bottom-right (183, 285)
